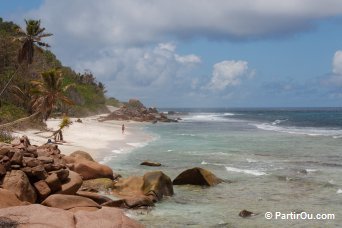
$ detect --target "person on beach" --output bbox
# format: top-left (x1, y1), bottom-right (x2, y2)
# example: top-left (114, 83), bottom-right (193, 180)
top-left (122, 124), bottom-right (125, 134)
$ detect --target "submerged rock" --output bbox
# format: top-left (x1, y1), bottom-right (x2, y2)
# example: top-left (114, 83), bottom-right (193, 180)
top-left (140, 161), bottom-right (161, 167)
top-left (173, 167), bottom-right (222, 186)
top-left (239, 209), bottom-right (257, 218)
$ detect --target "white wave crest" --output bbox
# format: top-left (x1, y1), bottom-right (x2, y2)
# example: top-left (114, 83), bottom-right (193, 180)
top-left (99, 155), bottom-right (117, 164)
top-left (127, 142), bottom-right (149, 148)
top-left (252, 123), bottom-right (342, 138)
top-left (272, 119), bottom-right (287, 125)
top-left (225, 166), bottom-right (267, 176)
top-left (112, 149), bottom-right (124, 154)
top-left (181, 113), bottom-right (242, 123)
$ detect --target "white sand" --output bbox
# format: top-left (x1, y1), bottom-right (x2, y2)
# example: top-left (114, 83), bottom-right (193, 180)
top-left (14, 108), bottom-right (154, 162)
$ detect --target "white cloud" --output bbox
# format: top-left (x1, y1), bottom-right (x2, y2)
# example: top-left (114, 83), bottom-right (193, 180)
top-left (324, 50), bottom-right (342, 87)
top-left (208, 60), bottom-right (250, 91)
top-left (75, 43), bottom-right (201, 101)
top-left (333, 50), bottom-right (342, 75)
top-left (175, 54), bottom-right (201, 65)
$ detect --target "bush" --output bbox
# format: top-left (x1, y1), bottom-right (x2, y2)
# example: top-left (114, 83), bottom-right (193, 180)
top-left (0, 130), bottom-right (13, 143)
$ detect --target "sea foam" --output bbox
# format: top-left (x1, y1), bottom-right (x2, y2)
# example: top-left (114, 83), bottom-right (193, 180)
top-left (127, 142), bottom-right (149, 148)
top-left (252, 123), bottom-right (342, 138)
top-left (225, 166), bottom-right (267, 176)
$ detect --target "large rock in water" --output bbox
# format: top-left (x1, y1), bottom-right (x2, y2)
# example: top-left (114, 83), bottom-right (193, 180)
top-left (2, 170), bottom-right (37, 203)
top-left (113, 171), bottom-right (173, 204)
top-left (173, 167), bottom-right (222, 186)
top-left (0, 204), bottom-right (144, 228)
top-left (142, 171), bottom-right (174, 200)
top-left (0, 188), bottom-right (29, 208)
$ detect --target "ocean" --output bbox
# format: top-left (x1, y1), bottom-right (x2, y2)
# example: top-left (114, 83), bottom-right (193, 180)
top-left (107, 108), bottom-right (342, 227)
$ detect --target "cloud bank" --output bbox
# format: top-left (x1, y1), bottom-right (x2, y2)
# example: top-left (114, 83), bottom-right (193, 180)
top-left (12, 0), bottom-right (342, 106)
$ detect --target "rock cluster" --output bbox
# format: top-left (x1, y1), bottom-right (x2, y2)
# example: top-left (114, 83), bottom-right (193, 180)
top-left (0, 136), bottom-right (226, 227)
top-left (0, 136), bottom-right (144, 227)
top-left (0, 136), bottom-right (75, 202)
top-left (101, 99), bottom-right (177, 123)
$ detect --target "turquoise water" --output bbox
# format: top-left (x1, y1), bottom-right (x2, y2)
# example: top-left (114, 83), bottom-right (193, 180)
top-left (108, 109), bottom-right (342, 227)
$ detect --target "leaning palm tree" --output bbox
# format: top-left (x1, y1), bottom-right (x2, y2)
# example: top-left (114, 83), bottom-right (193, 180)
top-left (0, 69), bottom-right (74, 129)
top-left (31, 69), bottom-right (74, 121)
top-left (0, 19), bottom-right (52, 97)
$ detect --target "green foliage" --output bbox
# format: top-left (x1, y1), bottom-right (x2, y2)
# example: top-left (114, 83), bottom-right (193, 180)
top-left (105, 97), bottom-right (122, 107)
top-left (0, 18), bottom-right (108, 121)
top-left (0, 104), bottom-right (26, 123)
top-left (59, 116), bottom-right (72, 129)
top-left (0, 130), bottom-right (13, 143)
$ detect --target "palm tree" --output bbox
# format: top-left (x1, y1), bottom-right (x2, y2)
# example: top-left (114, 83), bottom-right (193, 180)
top-left (17, 19), bottom-right (52, 64)
top-left (31, 69), bottom-right (74, 121)
top-left (51, 115), bottom-right (72, 142)
top-left (0, 19), bottom-right (52, 97)
top-left (0, 69), bottom-right (74, 129)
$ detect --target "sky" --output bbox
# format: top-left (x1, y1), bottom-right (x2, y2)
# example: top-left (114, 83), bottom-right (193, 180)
top-left (1, 0), bottom-right (342, 108)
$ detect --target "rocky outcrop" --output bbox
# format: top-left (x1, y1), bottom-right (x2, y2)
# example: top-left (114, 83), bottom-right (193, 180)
top-left (0, 136), bottom-right (81, 203)
top-left (0, 204), bottom-right (144, 228)
top-left (173, 167), bottom-right (222, 186)
top-left (100, 99), bottom-right (177, 123)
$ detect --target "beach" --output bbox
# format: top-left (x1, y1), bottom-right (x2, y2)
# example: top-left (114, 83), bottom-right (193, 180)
top-left (13, 111), bottom-right (154, 162)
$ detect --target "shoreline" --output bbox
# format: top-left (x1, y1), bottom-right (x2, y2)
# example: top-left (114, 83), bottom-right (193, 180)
top-left (13, 113), bottom-right (155, 163)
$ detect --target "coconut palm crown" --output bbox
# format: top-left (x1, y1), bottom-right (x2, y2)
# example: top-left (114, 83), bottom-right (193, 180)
top-left (17, 19), bottom-right (52, 64)
top-left (31, 69), bottom-right (74, 121)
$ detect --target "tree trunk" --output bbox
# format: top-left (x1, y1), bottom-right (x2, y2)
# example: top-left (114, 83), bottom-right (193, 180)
top-left (0, 66), bottom-right (21, 98)
top-left (0, 112), bottom-right (40, 129)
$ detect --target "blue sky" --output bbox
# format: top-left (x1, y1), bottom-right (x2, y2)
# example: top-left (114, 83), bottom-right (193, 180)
top-left (2, 0), bottom-right (342, 107)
